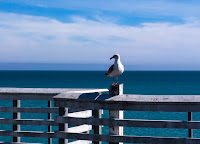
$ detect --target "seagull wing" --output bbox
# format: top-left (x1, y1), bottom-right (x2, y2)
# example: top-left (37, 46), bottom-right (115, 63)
top-left (105, 64), bottom-right (114, 76)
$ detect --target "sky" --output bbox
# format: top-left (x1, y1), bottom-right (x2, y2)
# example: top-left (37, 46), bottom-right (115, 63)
top-left (1, 0), bottom-right (200, 70)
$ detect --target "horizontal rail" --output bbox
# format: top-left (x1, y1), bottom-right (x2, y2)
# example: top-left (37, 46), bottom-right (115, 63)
top-left (68, 125), bottom-right (92, 133)
top-left (56, 116), bottom-right (200, 129)
top-left (69, 140), bottom-right (91, 144)
top-left (0, 142), bottom-right (42, 144)
top-left (0, 131), bottom-right (55, 138)
top-left (0, 88), bottom-right (108, 101)
top-left (0, 107), bottom-right (58, 113)
top-left (68, 110), bottom-right (92, 118)
top-left (55, 100), bottom-right (200, 112)
top-left (0, 119), bottom-right (57, 126)
top-left (68, 108), bottom-right (90, 113)
top-left (56, 132), bottom-right (200, 144)
top-left (0, 94), bottom-right (55, 101)
top-left (54, 93), bottom-right (200, 103)
top-left (0, 107), bottom-right (89, 114)
top-left (0, 88), bottom-right (106, 94)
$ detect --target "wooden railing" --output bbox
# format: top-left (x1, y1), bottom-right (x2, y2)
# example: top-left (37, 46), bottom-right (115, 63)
top-left (1, 85), bottom-right (200, 144)
top-left (0, 88), bottom-right (108, 144)
top-left (54, 84), bottom-right (200, 144)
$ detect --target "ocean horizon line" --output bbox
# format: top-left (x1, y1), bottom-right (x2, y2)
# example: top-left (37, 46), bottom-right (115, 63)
top-left (1, 63), bottom-right (200, 71)
top-left (1, 70), bottom-right (200, 72)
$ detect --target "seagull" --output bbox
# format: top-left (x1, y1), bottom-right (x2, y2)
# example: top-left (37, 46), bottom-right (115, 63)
top-left (105, 54), bottom-right (124, 84)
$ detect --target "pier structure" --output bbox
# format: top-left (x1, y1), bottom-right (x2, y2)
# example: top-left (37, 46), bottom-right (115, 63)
top-left (0, 84), bottom-right (199, 143)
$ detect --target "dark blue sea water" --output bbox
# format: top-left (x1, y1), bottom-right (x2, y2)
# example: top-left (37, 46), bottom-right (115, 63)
top-left (1, 71), bottom-right (200, 143)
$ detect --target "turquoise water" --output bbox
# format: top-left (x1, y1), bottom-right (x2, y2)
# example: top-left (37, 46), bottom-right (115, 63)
top-left (1, 71), bottom-right (200, 94)
top-left (1, 71), bottom-right (200, 143)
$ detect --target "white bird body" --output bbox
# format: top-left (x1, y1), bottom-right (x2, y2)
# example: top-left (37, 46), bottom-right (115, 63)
top-left (107, 58), bottom-right (124, 77)
top-left (105, 54), bottom-right (124, 84)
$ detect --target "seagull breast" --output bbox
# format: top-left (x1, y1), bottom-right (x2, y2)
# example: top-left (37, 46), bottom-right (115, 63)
top-left (105, 58), bottom-right (124, 78)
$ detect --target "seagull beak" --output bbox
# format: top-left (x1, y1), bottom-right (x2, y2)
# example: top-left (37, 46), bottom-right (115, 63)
top-left (110, 56), bottom-right (114, 60)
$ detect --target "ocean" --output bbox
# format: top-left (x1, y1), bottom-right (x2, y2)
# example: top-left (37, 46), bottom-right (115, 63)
top-left (1, 71), bottom-right (200, 143)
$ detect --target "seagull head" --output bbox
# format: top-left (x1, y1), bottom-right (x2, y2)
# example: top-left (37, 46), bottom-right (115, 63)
top-left (110, 54), bottom-right (120, 60)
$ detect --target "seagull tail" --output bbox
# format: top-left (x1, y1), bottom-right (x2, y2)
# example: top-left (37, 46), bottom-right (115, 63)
top-left (105, 73), bottom-right (111, 77)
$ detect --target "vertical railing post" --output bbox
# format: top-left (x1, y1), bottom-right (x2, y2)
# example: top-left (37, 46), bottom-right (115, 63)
top-left (92, 109), bottom-right (102, 144)
top-left (13, 99), bottom-right (20, 142)
top-left (188, 112), bottom-right (193, 138)
top-left (109, 84), bottom-right (124, 144)
top-left (59, 107), bottom-right (68, 144)
top-left (48, 100), bottom-right (52, 144)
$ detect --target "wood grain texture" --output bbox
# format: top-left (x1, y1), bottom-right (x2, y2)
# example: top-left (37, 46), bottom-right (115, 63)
top-left (56, 116), bottom-right (200, 129)
top-left (56, 132), bottom-right (200, 144)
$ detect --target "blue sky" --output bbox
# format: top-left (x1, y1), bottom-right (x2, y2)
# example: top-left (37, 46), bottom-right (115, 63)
top-left (1, 0), bottom-right (200, 70)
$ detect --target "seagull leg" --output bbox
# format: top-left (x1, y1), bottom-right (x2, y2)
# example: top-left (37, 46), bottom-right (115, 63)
top-left (112, 77), bottom-right (115, 85)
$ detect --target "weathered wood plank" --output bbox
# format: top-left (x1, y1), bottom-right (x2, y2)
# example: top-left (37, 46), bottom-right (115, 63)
top-left (188, 112), bottom-right (193, 138)
top-left (48, 100), bottom-right (52, 144)
top-left (56, 132), bottom-right (200, 144)
top-left (0, 107), bottom-right (58, 113)
top-left (0, 88), bottom-right (108, 100)
top-left (55, 116), bottom-right (200, 129)
top-left (0, 93), bottom-right (55, 101)
top-left (59, 107), bottom-right (68, 144)
top-left (0, 131), bottom-right (55, 138)
top-left (68, 108), bottom-right (89, 113)
top-left (68, 110), bottom-right (92, 118)
top-left (54, 100), bottom-right (200, 112)
top-left (0, 142), bottom-right (42, 144)
top-left (0, 118), bottom-right (57, 126)
top-left (109, 84), bottom-right (123, 144)
top-left (0, 88), bottom-right (100, 94)
top-left (53, 92), bottom-right (200, 112)
top-left (0, 88), bottom-right (108, 95)
top-left (68, 89), bottom-right (108, 94)
top-left (109, 84), bottom-right (123, 96)
top-left (54, 93), bottom-right (103, 101)
top-left (68, 140), bottom-right (91, 144)
top-left (68, 125), bottom-right (92, 133)
top-left (106, 94), bottom-right (200, 102)
top-left (109, 111), bottom-right (123, 143)
top-left (54, 93), bottom-right (200, 103)
top-left (92, 109), bottom-right (102, 144)
top-left (13, 100), bottom-right (20, 142)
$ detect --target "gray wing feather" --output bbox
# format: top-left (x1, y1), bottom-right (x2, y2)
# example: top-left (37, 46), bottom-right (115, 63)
top-left (105, 64), bottom-right (114, 75)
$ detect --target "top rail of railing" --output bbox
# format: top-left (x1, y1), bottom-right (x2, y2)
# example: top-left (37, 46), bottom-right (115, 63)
top-left (54, 93), bottom-right (200, 112)
top-left (0, 88), bottom-right (109, 100)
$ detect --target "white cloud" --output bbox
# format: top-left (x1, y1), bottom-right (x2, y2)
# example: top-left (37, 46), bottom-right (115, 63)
top-left (1, 12), bottom-right (200, 68)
